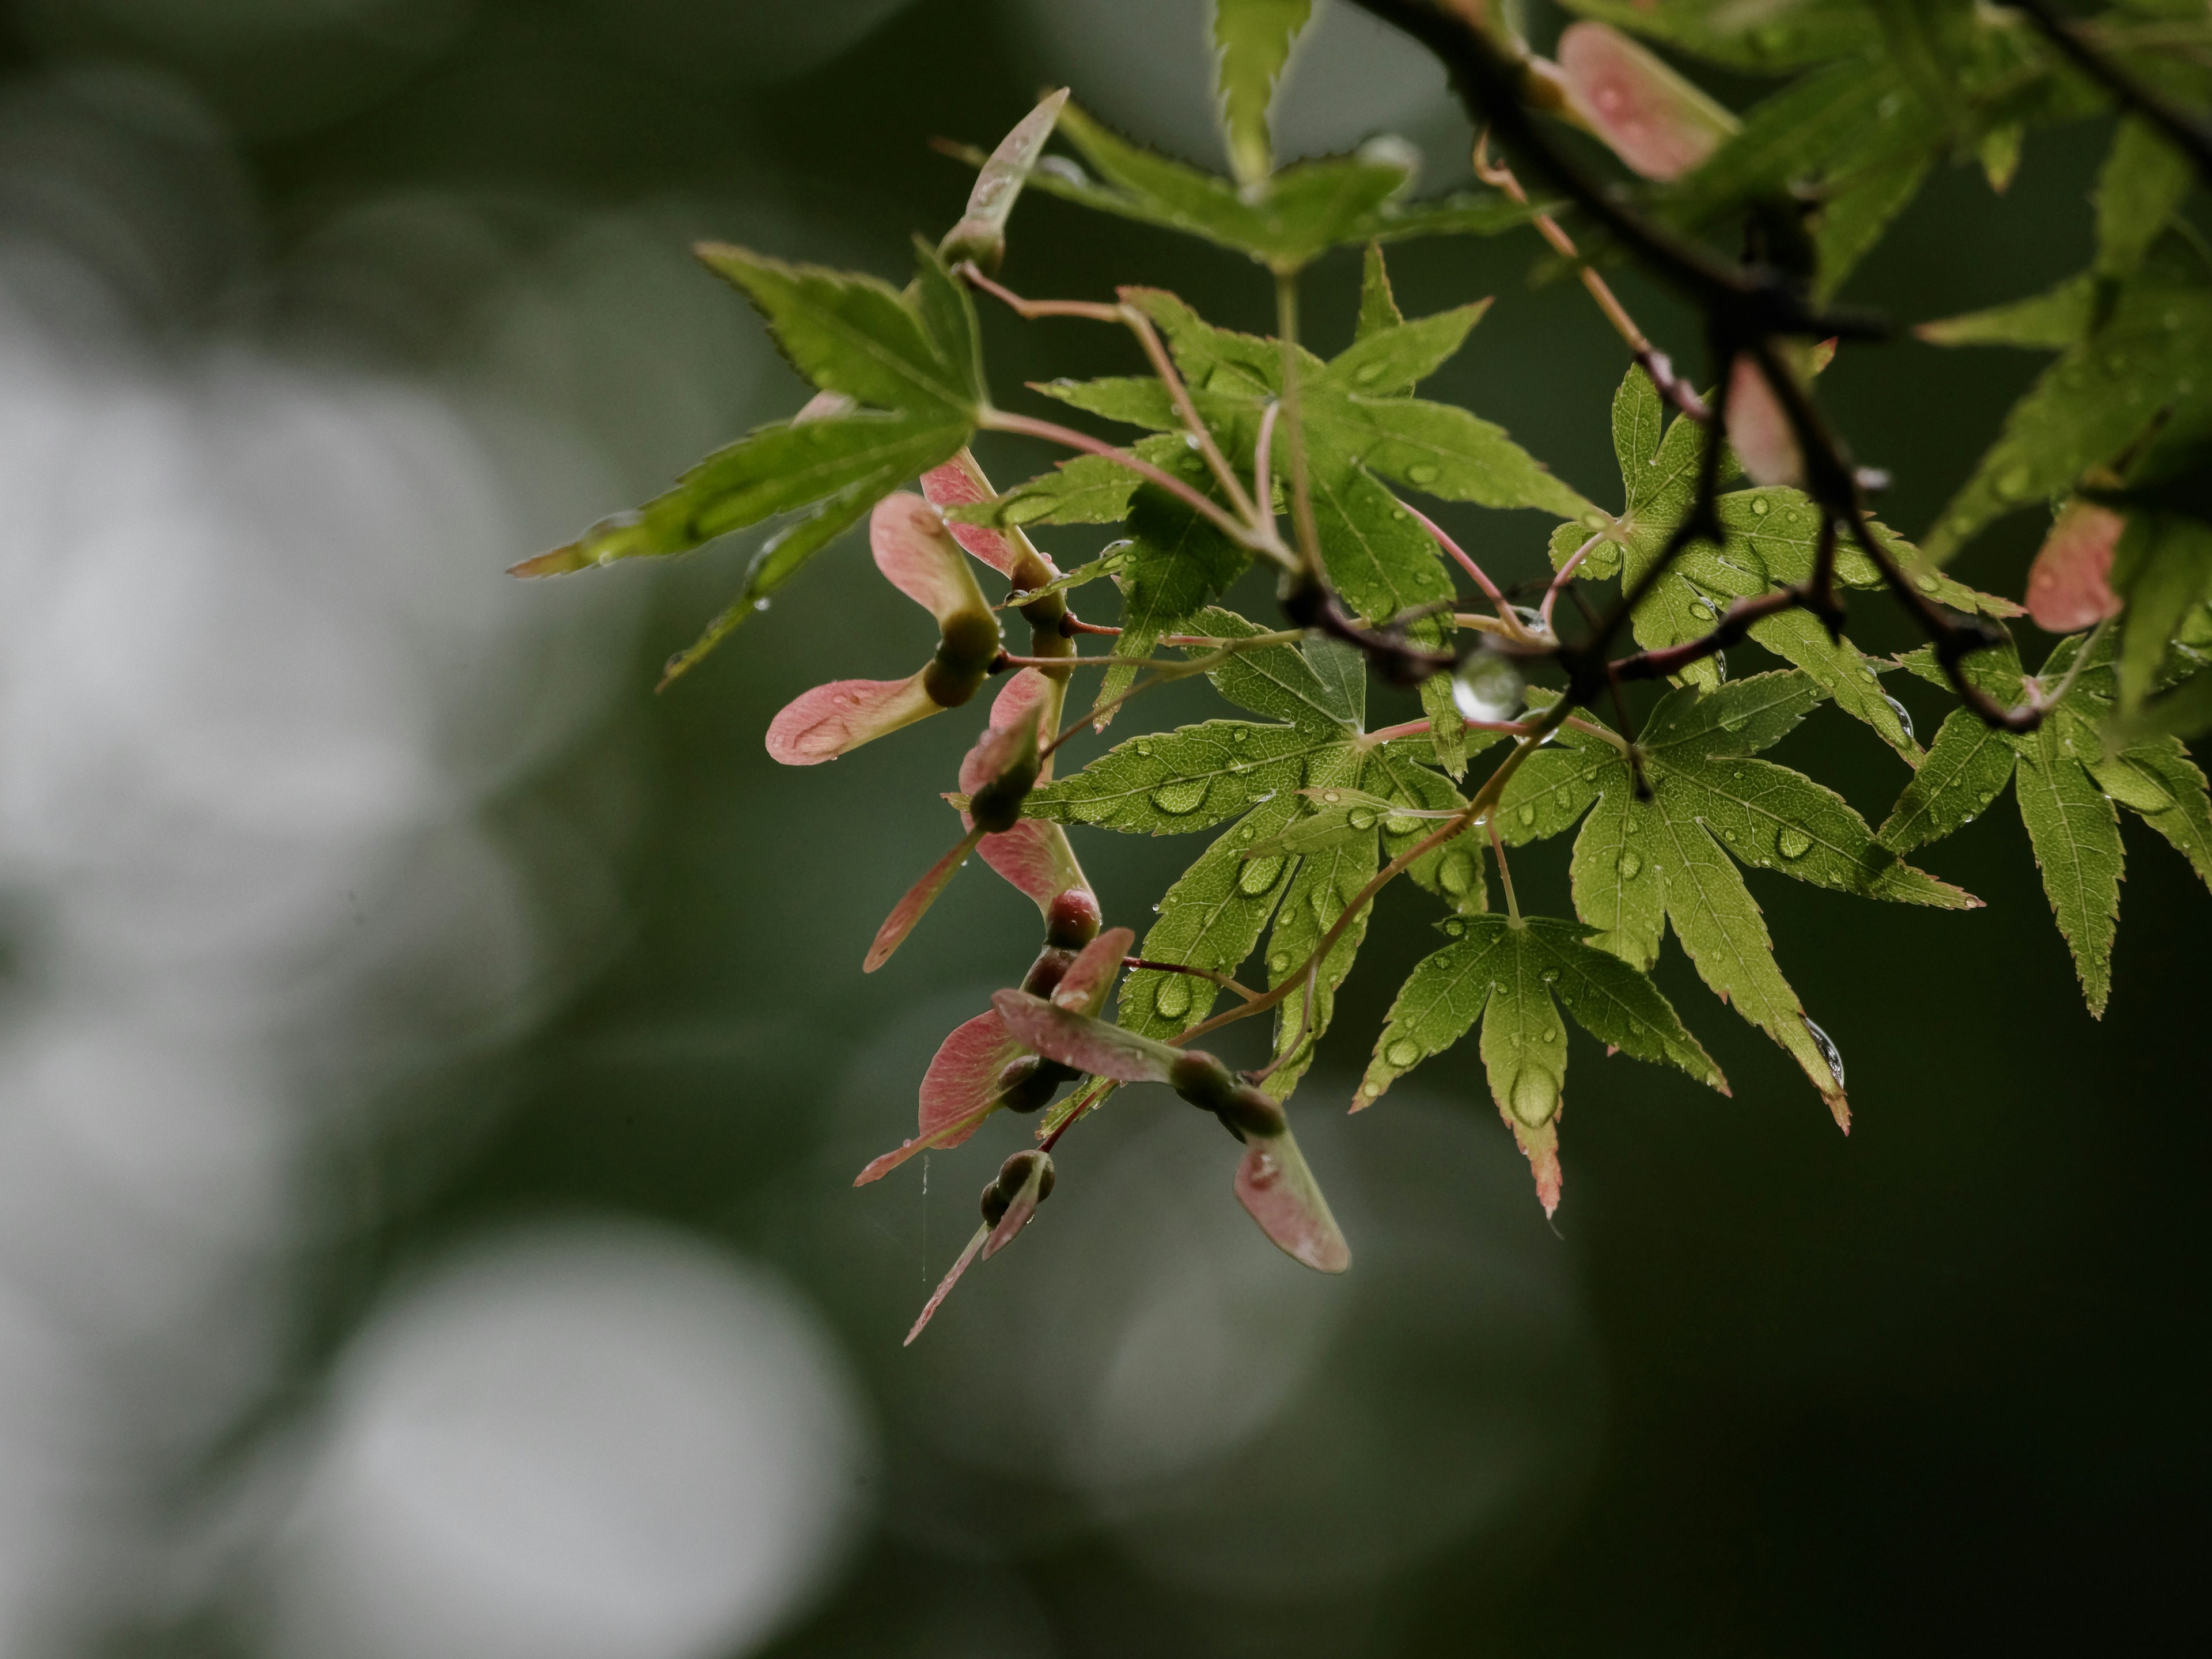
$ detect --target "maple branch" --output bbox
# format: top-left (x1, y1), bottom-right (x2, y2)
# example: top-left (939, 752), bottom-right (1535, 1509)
top-left (2010, 0), bottom-right (2212, 181)
top-left (1487, 819), bottom-right (1521, 923)
top-left (1472, 136), bottom-right (1707, 421)
top-left (1275, 270), bottom-right (1326, 580)
top-left (978, 408), bottom-right (1287, 562)
top-left (1340, 0), bottom-right (2044, 730)
top-left (1126, 957), bottom-right (1263, 1003)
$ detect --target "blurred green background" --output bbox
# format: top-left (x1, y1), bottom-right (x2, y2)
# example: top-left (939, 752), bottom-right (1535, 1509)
top-left (0, 2), bottom-right (2201, 1656)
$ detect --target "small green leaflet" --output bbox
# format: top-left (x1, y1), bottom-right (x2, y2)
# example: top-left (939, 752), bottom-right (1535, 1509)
top-left (1014, 101), bottom-right (1536, 272)
top-left (1884, 632), bottom-right (2212, 1015)
top-left (524, 239), bottom-right (984, 680)
top-left (699, 240), bottom-right (981, 420)
top-left (1358, 912), bottom-right (1725, 1213)
top-left (1557, 366), bottom-right (2015, 759)
top-left (1021, 611), bottom-right (1495, 1093)
top-left (1213, 0), bottom-right (1312, 185)
top-left (1498, 673), bottom-right (1980, 1122)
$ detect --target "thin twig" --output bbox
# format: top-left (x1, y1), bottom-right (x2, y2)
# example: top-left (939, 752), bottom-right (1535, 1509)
top-left (1487, 819), bottom-right (1521, 923)
top-left (978, 408), bottom-right (1286, 561)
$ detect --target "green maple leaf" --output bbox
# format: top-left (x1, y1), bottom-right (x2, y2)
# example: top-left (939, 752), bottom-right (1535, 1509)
top-left (1212, 0), bottom-right (1312, 185)
top-left (1002, 102), bottom-right (1536, 274)
top-left (1357, 911), bottom-right (1726, 1213)
top-left (523, 239), bottom-right (984, 678)
top-left (1921, 237), bottom-right (2212, 566)
top-left (1021, 610), bottom-right (1494, 1097)
top-left (1556, 365), bottom-right (2019, 760)
top-left (1883, 630), bottom-right (2212, 1015)
top-left (984, 270), bottom-right (1599, 752)
top-left (1497, 673), bottom-right (1980, 1122)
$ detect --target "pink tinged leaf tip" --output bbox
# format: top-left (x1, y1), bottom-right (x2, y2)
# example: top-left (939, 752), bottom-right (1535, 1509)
top-left (1557, 22), bottom-right (1737, 183)
top-left (765, 673), bottom-right (940, 765)
top-left (990, 990), bottom-right (1177, 1084)
top-left (1510, 1118), bottom-right (1564, 1219)
top-left (2025, 501), bottom-right (2126, 633)
top-left (919, 1010), bottom-right (1027, 1143)
top-left (1050, 927), bottom-right (1135, 1017)
top-left (865, 825), bottom-right (986, 973)
top-left (1728, 355), bottom-right (1805, 488)
top-left (1233, 1128), bottom-right (1351, 1274)
top-left (871, 491), bottom-right (993, 626)
top-left (923, 452), bottom-right (1060, 581)
top-left (905, 1224), bottom-right (990, 1345)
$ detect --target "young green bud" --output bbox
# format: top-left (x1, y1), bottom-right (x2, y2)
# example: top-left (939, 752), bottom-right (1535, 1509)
top-left (922, 607), bottom-right (1002, 707)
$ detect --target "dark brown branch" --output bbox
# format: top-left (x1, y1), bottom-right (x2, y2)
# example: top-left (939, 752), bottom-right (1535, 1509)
top-left (2012, 0), bottom-right (2212, 181)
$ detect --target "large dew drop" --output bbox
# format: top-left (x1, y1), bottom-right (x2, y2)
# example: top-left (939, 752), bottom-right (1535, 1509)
top-left (1150, 778), bottom-right (1209, 815)
top-left (1385, 1037), bottom-right (1421, 1068)
top-left (1452, 649), bottom-right (1525, 724)
top-left (1238, 854), bottom-right (1285, 895)
top-left (1801, 1016), bottom-right (1844, 1089)
top-left (1776, 825), bottom-right (1813, 861)
top-left (1153, 976), bottom-right (1192, 1019)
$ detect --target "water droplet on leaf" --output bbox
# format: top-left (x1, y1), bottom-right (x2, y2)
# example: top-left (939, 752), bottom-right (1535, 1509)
top-left (1240, 854), bottom-right (1285, 893)
top-left (1385, 1037), bottom-right (1421, 1067)
top-left (1154, 976), bottom-right (1192, 1018)
top-left (1801, 1015), bottom-right (1844, 1089)
top-left (1618, 849), bottom-right (1643, 878)
top-left (1777, 825), bottom-right (1812, 860)
top-left (1151, 779), bottom-right (1208, 815)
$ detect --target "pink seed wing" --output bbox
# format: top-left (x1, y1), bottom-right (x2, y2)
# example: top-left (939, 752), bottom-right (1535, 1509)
top-left (871, 491), bottom-right (990, 625)
top-left (854, 1097), bottom-right (1002, 1186)
top-left (766, 673), bottom-right (938, 765)
top-left (961, 669), bottom-right (1093, 914)
top-left (904, 1224), bottom-right (989, 1345)
top-left (990, 990), bottom-right (1176, 1084)
top-left (923, 453), bottom-right (1059, 581)
top-left (864, 827), bottom-right (984, 973)
top-left (920, 1010), bottom-right (1026, 1142)
top-left (2026, 501), bottom-right (2126, 632)
top-left (1050, 926), bottom-right (1135, 1016)
top-left (1727, 355), bottom-right (1804, 488)
top-left (1558, 21), bottom-right (1736, 182)
top-left (978, 823), bottom-right (1091, 916)
top-left (1233, 1127), bottom-right (1350, 1274)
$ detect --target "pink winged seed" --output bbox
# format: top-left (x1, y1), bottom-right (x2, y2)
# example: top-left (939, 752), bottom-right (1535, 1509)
top-left (980, 1160), bottom-right (1051, 1261)
top-left (960, 669), bottom-right (1091, 910)
top-left (2025, 501), bottom-right (2126, 633)
top-left (919, 1010), bottom-right (1027, 1142)
top-left (1234, 1129), bottom-right (1351, 1274)
top-left (904, 1225), bottom-right (990, 1345)
top-left (870, 492), bottom-right (990, 625)
top-left (991, 990), bottom-right (1176, 1084)
top-left (1727, 355), bottom-right (1805, 488)
top-left (1050, 926), bottom-right (1135, 1017)
top-left (1558, 21), bottom-right (1735, 183)
top-left (765, 674), bottom-right (938, 765)
top-left (864, 826), bottom-right (986, 973)
top-left (922, 453), bottom-right (1060, 581)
